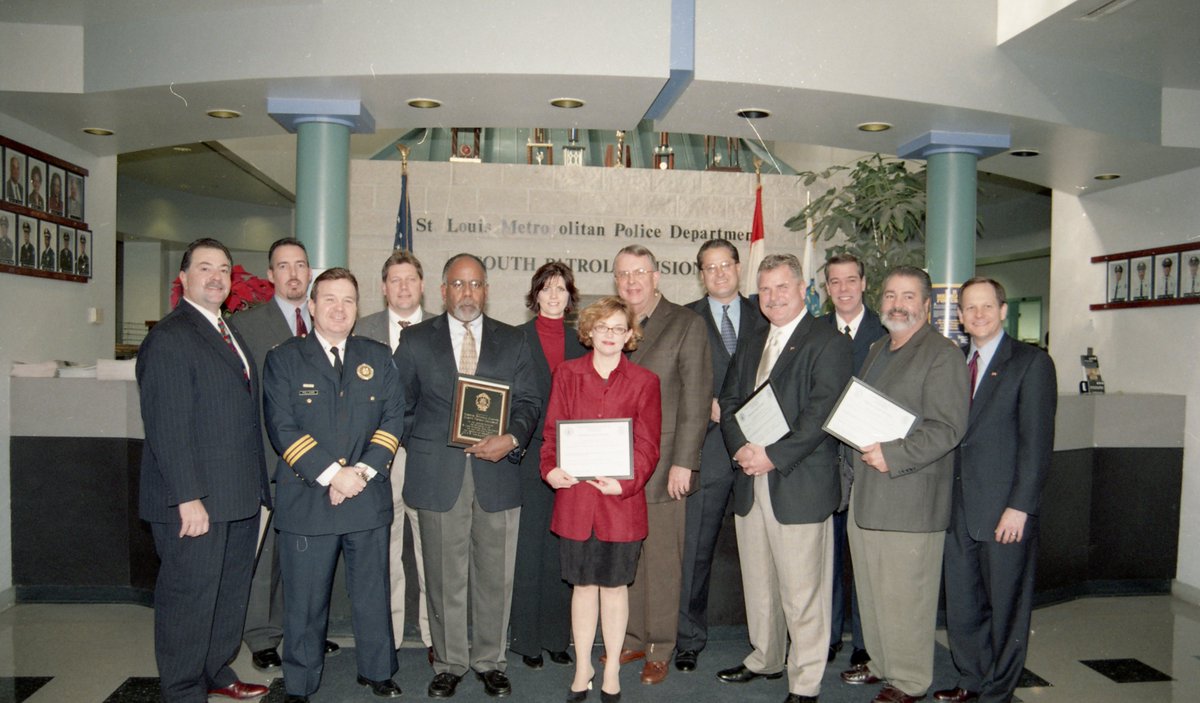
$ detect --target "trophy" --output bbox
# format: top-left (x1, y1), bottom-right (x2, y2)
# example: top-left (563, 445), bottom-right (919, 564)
top-left (562, 128), bottom-right (585, 167)
top-left (450, 128), bottom-right (482, 163)
top-left (653, 132), bottom-right (675, 170)
top-left (526, 128), bottom-right (553, 165)
top-left (606, 130), bottom-right (629, 168)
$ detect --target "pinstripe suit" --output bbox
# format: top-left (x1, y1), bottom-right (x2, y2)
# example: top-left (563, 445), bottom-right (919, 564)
top-left (137, 299), bottom-right (270, 703)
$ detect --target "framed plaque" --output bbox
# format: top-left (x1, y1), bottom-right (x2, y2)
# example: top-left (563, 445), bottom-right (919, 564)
top-left (557, 418), bottom-right (633, 479)
top-left (448, 374), bottom-right (510, 448)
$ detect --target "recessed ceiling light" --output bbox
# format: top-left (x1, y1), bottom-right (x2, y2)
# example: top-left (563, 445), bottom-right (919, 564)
top-left (82, 127), bottom-right (114, 136)
top-left (407, 98), bottom-right (442, 109)
top-left (1009, 149), bottom-right (1040, 157)
top-left (550, 98), bottom-right (585, 109)
top-left (736, 108), bottom-right (770, 119)
top-left (206, 109), bottom-right (241, 119)
top-left (857, 122), bottom-right (892, 132)
top-left (1094, 173), bottom-right (1121, 181)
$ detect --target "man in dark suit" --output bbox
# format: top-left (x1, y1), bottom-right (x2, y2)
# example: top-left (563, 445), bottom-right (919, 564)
top-left (675, 239), bottom-right (765, 673)
top-left (934, 277), bottom-right (1056, 703)
top-left (58, 230), bottom-right (74, 273)
top-left (5, 155), bottom-right (24, 204)
top-left (229, 237), bottom-right (334, 672)
top-left (264, 268), bottom-right (405, 702)
top-left (136, 237), bottom-right (270, 702)
top-left (355, 249), bottom-right (434, 656)
top-left (393, 253), bottom-right (542, 699)
top-left (842, 266), bottom-right (969, 703)
top-left (714, 254), bottom-right (852, 703)
top-left (819, 254), bottom-right (886, 670)
top-left (612, 244), bottom-right (712, 686)
top-left (76, 234), bottom-right (90, 277)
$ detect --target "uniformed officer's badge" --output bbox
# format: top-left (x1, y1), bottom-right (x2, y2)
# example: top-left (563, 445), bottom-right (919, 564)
top-left (357, 363), bottom-right (374, 380)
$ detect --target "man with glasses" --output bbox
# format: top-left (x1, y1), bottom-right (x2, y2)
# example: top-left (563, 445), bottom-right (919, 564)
top-left (676, 239), bottom-right (765, 673)
top-left (393, 253), bottom-right (542, 699)
top-left (609, 244), bottom-right (712, 686)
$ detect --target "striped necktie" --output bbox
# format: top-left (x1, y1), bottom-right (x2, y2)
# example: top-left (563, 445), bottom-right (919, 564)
top-left (216, 318), bottom-right (249, 386)
top-left (719, 304), bottom-right (737, 356)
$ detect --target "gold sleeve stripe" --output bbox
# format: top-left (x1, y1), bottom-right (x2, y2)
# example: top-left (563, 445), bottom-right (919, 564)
top-left (370, 430), bottom-right (400, 453)
top-left (283, 435), bottom-right (317, 465)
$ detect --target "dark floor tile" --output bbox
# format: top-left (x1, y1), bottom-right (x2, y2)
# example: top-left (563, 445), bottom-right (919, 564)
top-left (1016, 667), bottom-right (1051, 688)
top-left (1079, 658), bottom-right (1172, 683)
top-left (103, 677), bottom-right (162, 703)
top-left (0, 677), bottom-right (53, 703)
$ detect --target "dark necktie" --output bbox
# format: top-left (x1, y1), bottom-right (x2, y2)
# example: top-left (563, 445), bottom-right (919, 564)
top-left (719, 304), bottom-right (737, 356)
top-left (968, 350), bottom-right (979, 404)
top-left (331, 345), bottom-right (344, 379)
top-left (217, 318), bottom-right (249, 387)
top-left (295, 308), bottom-right (307, 337)
top-left (399, 320), bottom-right (411, 329)
top-left (843, 324), bottom-right (852, 337)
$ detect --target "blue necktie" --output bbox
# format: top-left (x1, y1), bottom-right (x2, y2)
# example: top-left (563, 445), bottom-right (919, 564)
top-left (719, 304), bottom-right (737, 356)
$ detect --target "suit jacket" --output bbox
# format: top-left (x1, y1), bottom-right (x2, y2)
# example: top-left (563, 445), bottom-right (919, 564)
top-left (519, 316), bottom-right (587, 439)
top-left (820, 306), bottom-right (887, 375)
top-left (355, 308), bottom-right (433, 348)
top-left (685, 295), bottom-right (767, 487)
top-left (230, 299), bottom-right (301, 461)
top-left (850, 323), bottom-right (969, 533)
top-left (628, 295), bottom-right (712, 503)
top-left (263, 334), bottom-right (403, 535)
top-left (956, 334), bottom-right (1057, 540)
top-left (720, 313), bottom-right (853, 524)
top-left (136, 301), bottom-right (270, 524)
top-left (395, 313), bottom-right (542, 513)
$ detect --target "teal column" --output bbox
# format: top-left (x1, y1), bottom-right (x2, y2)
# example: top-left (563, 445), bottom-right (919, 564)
top-left (898, 131), bottom-right (1010, 341)
top-left (267, 98), bottom-right (375, 269)
top-left (295, 120), bottom-right (350, 268)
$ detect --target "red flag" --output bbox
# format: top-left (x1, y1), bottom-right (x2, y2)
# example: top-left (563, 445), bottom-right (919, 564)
top-left (741, 181), bottom-right (766, 297)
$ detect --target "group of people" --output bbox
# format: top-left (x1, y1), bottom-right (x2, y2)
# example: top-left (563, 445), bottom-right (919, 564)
top-left (136, 234), bottom-right (1056, 703)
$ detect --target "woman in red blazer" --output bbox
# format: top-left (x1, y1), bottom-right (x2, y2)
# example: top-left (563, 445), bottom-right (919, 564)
top-left (541, 296), bottom-right (661, 703)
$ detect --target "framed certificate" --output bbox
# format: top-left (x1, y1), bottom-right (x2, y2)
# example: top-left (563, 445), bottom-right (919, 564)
top-left (732, 380), bottom-right (791, 446)
top-left (822, 377), bottom-right (918, 452)
top-left (448, 374), bottom-right (510, 448)
top-left (557, 418), bottom-right (633, 479)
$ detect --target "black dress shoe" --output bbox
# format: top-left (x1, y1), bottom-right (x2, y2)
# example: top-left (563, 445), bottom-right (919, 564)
top-left (599, 691), bottom-right (621, 703)
top-left (428, 672), bottom-right (462, 698)
top-left (523, 654), bottom-right (545, 669)
top-left (547, 649), bottom-right (573, 665)
top-left (784, 695), bottom-right (818, 703)
top-left (251, 647), bottom-right (282, 670)
top-left (716, 664), bottom-right (784, 683)
top-left (850, 648), bottom-right (871, 667)
top-left (674, 649), bottom-right (698, 672)
top-left (828, 640), bottom-right (843, 662)
top-left (324, 640), bottom-right (340, 655)
top-left (477, 669), bottom-right (512, 697)
top-left (356, 675), bottom-right (402, 698)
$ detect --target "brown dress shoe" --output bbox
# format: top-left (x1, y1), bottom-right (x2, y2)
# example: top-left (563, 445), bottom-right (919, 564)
top-left (207, 681), bottom-right (270, 700)
top-left (599, 648), bottom-right (645, 665)
top-left (840, 662), bottom-right (881, 685)
top-left (873, 684), bottom-right (927, 703)
top-left (640, 660), bottom-right (669, 685)
top-left (932, 687), bottom-right (978, 702)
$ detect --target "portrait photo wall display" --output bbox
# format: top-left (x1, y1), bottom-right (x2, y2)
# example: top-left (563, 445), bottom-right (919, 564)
top-left (0, 135), bottom-right (90, 283)
top-left (1090, 243), bottom-right (1200, 311)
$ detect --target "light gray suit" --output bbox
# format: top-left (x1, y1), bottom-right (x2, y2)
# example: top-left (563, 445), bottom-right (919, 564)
top-left (847, 322), bottom-right (969, 697)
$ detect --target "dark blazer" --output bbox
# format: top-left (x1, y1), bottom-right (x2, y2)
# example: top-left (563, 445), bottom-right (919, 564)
top-left (263, 334), bottom-right (404, 535)
top-left (394, 313), bottom-right (542, 513)
top-left (230, 298), bottom-right (299, 460)
top-left (720, 313), bottom-right (853, 524)
top-left (519, 316), bottom-right (587, 438)
top-left (685, 295), bottom-right (767, 487)
top-left (820, 306), bottom-right (887, 374)
top-left (956, 334), bottom-right (1057, 540)
top-left (136, 300), bottom-right (269, 523)
top-left (628, 295), bottom-right (712, 502)
top-left (355, 308), bottom-right (434, 347)
top-left (850, 324), bottom-right (969, 533)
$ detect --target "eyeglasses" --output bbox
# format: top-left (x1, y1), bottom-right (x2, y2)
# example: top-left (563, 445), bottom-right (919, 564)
top-left (447, 279), bottom-right (485, 291)
top-left (614, 269), bottom-right (653, 281)
top-left (592, 324), bottom-right (629, 336)
top-left (701, 260), bottom-right (736, 274)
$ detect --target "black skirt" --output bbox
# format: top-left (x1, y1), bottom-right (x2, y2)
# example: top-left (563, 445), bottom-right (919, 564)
top-left (560, 532), bottom-right (643, 587)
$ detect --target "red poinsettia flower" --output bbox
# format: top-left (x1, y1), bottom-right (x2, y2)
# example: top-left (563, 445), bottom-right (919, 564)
top-left (170, 265), bottom-right (275, 315)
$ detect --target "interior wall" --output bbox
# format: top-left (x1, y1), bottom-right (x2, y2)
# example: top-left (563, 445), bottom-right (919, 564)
top-left (0, 112), bottom-right (117, 606)
top-left (1048, 167), bottom-right (1200, 596)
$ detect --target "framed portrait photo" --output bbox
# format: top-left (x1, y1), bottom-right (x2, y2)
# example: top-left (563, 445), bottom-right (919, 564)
top-left (16, 215), bottom-right (37, 268)
top-left (66, 172), bottom-right (84, 221)
top-left (36, 220), bottom-right (56, 272)
top-left (1153, 253), bottom-right (1180, 300)
top-left (47, 165), bottom-right (65, 217)
top-left (25, 157), bottom-right (46, 212)
top-left (4, 148), bottom-right (26, 206)
top-left (0, 209), bottom-right (14, 265)
top-left (1181, 250), bottom-right (1200, 299)
top-left (1106, 259), bottom-right (1129, 302)
top-left (1129, 255), bottom-right (1153, 301)
top-left (75, 228), bottom-right (92, 278)
top-left (57, 225), bottom-right (76, 275)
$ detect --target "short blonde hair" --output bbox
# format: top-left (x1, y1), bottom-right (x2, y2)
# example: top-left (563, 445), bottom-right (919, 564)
top-left (576, 296), bottom-right (642, 352)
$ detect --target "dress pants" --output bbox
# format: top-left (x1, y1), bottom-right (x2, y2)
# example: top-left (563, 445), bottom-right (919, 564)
top-left (419, 465), bottom-right (520, 677)
top-left (388, 446), bottom-right (431, 649)
top-left (151, 514), bottom-right (258, 703)
top-left (943, 503), bottom-right (1039, 703)
top-left (830, 508), bottom-right (866, 651)
top-left (677, 467), bottom-right (733, 653)
top-left (278, 526), bottom-right (396, 696)
top-left (625, 498), bottom-right (685, 663)
top-left (243, 503), bottom-right (284, 652)
top-left (735, 474), bottom-right (832, 697)
top-left (847, 501), bottom-right (944, 697)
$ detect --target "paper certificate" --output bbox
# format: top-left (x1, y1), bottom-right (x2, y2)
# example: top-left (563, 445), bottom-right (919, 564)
top-left (557, 418), bottom-right (633, 479)
top-left (822, 377), bottom-right (918, 452)
top-left (733, 380), bottom-right (791, 447)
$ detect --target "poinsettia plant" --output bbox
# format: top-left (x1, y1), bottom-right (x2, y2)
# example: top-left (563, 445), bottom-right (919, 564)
top-left (170, 265), bottom-right (275, 315)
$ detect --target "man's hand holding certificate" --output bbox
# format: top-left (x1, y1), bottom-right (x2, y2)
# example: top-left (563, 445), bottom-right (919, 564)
top-left (822, 377), bottom-right (919, 453)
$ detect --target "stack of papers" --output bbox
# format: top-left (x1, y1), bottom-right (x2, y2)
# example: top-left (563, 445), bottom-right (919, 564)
top-left (96, 359), bottom-right (137, 381)
top-left (9, 361), bottom-right (59, 378)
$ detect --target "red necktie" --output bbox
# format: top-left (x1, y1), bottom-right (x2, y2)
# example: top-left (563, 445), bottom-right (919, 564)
top-left (295, 308), bottom-right (307, 337)
top-left (968, 350), bottom-right (979, 404)
top-left (217, 317), bottom-right (250, 387)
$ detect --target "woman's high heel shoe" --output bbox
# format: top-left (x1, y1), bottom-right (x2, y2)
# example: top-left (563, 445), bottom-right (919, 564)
top-left (566, 678), bottom-right (593, 702)
top-left (600, 690), bottom-right (621, 703)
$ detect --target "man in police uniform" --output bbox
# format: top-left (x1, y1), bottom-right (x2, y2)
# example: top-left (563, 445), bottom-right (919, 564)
top-left (18, 221), bottom-right (34, 267)
top-left (39, 228), bottom-right (55, 270)
top-left (58, 230), bottom-right (74, 274)
top-left (76, 234), bottom-right (90, 277)
top-left (263, 268), bottom-right (405, 702)
top-left (0, 216), bottom-right (13, 264)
